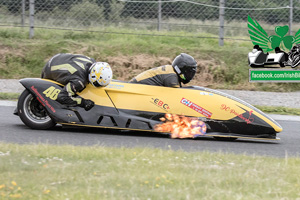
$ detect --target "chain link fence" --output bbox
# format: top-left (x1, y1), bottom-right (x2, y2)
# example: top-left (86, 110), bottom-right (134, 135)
top-left (1, 0), bottom-right (299, 43)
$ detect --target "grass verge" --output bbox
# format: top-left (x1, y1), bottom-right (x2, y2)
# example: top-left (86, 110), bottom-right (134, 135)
top-left (1, 27), bottom-right (300, 91)
top-left (255, 105), bottom-right (300, 116)
top-left (0, 93), bottom-right (19, 100)
top-left (0, 142), bottom-right (300, 199)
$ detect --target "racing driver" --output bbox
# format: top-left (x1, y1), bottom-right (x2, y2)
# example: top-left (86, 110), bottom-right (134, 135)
top-left (41, 53), bottom-right (113, 111)
top-left (129, 53), bottom-right (197, 87)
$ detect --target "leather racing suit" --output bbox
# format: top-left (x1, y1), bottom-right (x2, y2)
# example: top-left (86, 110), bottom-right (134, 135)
top-left (41, 53), bottom-right (96, 106)
top-left (129, 65), bottom-right (181, 87)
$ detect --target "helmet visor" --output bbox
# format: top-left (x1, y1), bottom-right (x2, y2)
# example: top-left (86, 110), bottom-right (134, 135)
top-left (91, 80), bottom-right (101, 87)
top-left (183, 66), bottom-right (196, 83)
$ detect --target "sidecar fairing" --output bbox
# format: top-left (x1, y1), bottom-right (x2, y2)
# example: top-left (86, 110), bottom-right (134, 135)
top-left (18, 78), bottom-right (282, 140)
top-left (248, 50), bottom-right (285, 68)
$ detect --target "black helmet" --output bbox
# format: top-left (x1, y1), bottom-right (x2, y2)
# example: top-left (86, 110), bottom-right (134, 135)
top-left (172, 53), bottom-right (197, 84)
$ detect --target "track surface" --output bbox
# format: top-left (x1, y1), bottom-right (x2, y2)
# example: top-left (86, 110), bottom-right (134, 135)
top-left (1, 106), bottom-right (299, 157)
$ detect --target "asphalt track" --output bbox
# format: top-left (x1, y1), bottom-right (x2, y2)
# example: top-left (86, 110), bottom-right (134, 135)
top-left (1, 105), bottom-right (300, 158)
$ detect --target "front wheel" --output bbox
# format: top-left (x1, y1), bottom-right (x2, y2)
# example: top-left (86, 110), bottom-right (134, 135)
top-left (17, 89), bottom-right (56, 129)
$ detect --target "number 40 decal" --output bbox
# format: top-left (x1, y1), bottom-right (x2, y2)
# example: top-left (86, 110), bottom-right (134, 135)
top-left (43, 86), bottom-right (61, 100)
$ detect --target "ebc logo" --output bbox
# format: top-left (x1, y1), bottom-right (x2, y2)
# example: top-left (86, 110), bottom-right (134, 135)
top-left (180, 98), bottom-right (212, 118)
top-left (151, 98), bottom-right (170, 110)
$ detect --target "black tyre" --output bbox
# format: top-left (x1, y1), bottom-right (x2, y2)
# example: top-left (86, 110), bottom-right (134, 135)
top-left (279, 62), bottom-right (285, 68)
top-left (17, 89), bottom-right (56, 129)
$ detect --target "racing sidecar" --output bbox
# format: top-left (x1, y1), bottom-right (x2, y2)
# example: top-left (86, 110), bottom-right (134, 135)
top-left (15, 78), bottom-right (282, 141)
top-left (248, 50), bottom-right (286, 68)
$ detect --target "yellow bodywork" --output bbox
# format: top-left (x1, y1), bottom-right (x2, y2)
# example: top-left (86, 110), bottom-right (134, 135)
top-left (78, 81), bottom-right (282, 133)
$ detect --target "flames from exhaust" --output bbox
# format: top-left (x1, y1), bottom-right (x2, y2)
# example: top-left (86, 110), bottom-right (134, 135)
top-left (154, 114), bottom-right (207, 139)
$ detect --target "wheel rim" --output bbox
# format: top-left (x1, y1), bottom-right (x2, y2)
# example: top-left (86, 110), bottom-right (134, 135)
top-left (23, 94), bottom-right (52, 124)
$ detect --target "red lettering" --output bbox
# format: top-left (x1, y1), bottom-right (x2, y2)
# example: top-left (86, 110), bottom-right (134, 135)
top-left (31, 86), bottom-right (56, 113)
top-left (221, 104), bottom-right (230, 111)
top-left (181, 98), bottom-right (212, 118)
top-left (158, 101), bottom-right (163, 106)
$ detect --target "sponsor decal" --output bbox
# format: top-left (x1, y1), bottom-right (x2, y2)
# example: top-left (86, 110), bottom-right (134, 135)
top-left (180, 98), bottom-right (212, 118)
top-left (106, 84), bottom-right (124, 89)
top-left (43, 86), bottom-right (60, 100)
top-left (220, 104), bottom-right (253, 124)
top-left (31, 86), bottom-right (56, 113)
top-left (199, 92), bottom-right (213, 96)
top-left (150, 98), bottom-right (170, 111)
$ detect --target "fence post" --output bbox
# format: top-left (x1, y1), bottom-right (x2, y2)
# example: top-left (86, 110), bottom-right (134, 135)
top-left (157, 0), bottom-right (162, 31)
top-left (21, 0), bottom-right (25, 27)
top-left (29, 0), bottom-right (34, 38)
top-left (219, 0), bottom-right (225, 46)
top-left (289, 0), bottom-right (293, 35)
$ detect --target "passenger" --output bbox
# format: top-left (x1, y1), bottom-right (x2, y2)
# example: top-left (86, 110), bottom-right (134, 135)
top-left (129, 53), bottom-right (197, 87)
top-left (41, 53), bottom-right (112, 111)
top-left (275, 47), bottom-right (288, 67)
top-left (252, 45), bottom-right (268, 64)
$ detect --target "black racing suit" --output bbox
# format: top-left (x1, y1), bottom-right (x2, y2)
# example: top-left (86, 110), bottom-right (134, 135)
top-left (129, 65), bottom-right (181, 87)
top-left (41, 53), bottom-right (96, 106)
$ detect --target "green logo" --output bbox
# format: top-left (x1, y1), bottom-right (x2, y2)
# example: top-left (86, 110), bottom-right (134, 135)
top-left (248, 15), bottom-right (300, 52)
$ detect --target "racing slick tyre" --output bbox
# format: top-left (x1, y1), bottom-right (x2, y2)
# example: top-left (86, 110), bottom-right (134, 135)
top-left (17, 89), bottom-right (56, 129)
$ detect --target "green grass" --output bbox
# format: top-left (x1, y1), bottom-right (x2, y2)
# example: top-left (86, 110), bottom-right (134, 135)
top-left (0, 93), bottom-right (19, 100)
top-left (1, 26), bottom-right (300, 92)
top-left (1, 27), bottom-right (300, 91)
top-left (255, 105), bottom-right (300, 116)
top-left (0, 142), bottom-right (300, 199)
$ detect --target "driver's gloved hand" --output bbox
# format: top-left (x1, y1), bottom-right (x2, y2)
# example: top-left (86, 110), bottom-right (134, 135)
top-left (80, 99), bottom-right (95, 111)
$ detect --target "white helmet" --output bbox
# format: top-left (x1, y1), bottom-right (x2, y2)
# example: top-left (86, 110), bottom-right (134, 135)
top-left (88, 62), bottom-right (112, 87)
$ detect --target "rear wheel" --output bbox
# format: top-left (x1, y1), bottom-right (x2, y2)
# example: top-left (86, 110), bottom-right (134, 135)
top-left (17, 89), bottom-right (56, 129)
